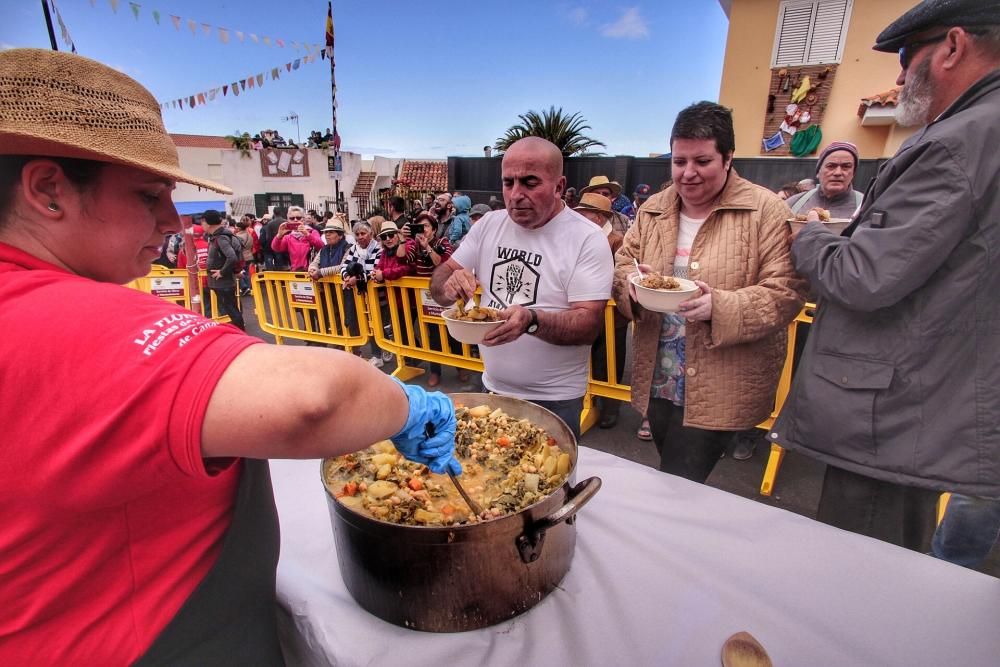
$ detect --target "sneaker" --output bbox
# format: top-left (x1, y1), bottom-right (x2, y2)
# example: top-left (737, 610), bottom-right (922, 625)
top-left (731, 431), bottom-right (758, 461)
top-left (381, 350), bottom-right (395, 363)
top-left (367, 357), bottom-right (384, 369)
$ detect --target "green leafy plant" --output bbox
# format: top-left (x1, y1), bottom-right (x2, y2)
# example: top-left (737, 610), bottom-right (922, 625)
top-left (224, 131), bottom-right (253, 158)
top-left (494, 107), bottom-right (606, 157)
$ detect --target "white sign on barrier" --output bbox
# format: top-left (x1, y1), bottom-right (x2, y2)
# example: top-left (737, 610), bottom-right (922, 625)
top-left (289, 281), bottom-right (317, 305)
top-left (420, 289), bottom-right (445, 317)
top-left (151, 277), bottom-right (185, 298)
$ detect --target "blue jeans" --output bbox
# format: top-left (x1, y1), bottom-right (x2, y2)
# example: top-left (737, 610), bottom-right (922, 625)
top-left (931, 494), bottom-right (1000, 568)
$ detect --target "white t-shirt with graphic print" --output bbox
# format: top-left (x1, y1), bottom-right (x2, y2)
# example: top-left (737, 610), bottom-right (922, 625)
top-left (451, 206), bottom-right (613, 400)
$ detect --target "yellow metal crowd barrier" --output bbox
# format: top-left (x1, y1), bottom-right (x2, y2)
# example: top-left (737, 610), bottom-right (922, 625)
top-left (130, 267), bottom-right (809, 496)
top-left (125, 266), bottom-right (239, 324)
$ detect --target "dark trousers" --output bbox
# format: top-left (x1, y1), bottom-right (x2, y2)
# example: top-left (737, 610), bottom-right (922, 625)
top-left (817, 465), bottom-right (940, 553)
top-left (648, 398), bottom-right (730, 483)
top-left (532, 397), bottom-right (584, 442)
top-left (590, 322), bottom-right (628, 418)
top-left (211, 286), bottom-right (245, 330)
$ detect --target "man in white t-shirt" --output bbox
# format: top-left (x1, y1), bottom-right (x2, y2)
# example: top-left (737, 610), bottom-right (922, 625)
top-left (430, 137), bottom-right (612, 437)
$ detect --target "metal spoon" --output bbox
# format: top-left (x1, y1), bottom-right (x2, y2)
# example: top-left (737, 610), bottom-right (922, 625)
top-left (423, 422), bottom-right (483, 516)
top-left (633, 258), bottom-right (645, 281)
top-left (721, 631), bottom-right (772, 667)
top-left (447, 468), bottom-right (484, 517)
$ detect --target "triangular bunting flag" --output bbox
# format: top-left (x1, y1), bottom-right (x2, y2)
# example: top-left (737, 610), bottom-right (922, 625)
top-left (208, 88), bottom-right (217, 101)
top-left (285, 62), bottom-right (291, 72)
top-left (201, 24), bottom-right (211, 37)
top-left (170, 15), bottom-right (181, 30)
top-left (239, 80), bottom-right (246, 91)
top-left (292, 59), bottom-right (300, 70)
top-left (188, 19), bottom-right (197, 35)
top-left (189, 95), bottom-right (196, 108)
top-left (235, 30), bottom-right (244, 42)
top-left (129, 2), bottom-right (140, 20)
top-left (249, 33), bottom-right (258, 43)
top-left (109, 0), bottom-right (120, 13)
top-left (232, 82), bottom-right (240, 96)
top-left (177, 98), bottom-right (183, 109)
top-left (197, 93), bottom-right (206, 105)
top-left (271, 68), bottom-right (279, 80)
top-left (247, 76), bottom-right (254, 90)
top-left (320, 50), bottom-right (325, 61)
top-left (152, 9), bottom-right (160, 24)
top-left (291, 41), bottom-right (299, 50)
top-left (263, 36), bottom-right (271, 46)
top-left (171, 100), bottom-right (176, 108)
top-left (276, 39), bottom-right (285, 48)
top-left (256, 73), bottom-right (264, 87)
top-left (219, 28), bottom-right (229, 44)
top-left (222, 84), bottom-right (228, 96)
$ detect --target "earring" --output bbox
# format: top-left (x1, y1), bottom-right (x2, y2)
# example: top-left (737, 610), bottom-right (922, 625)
top-left (47, 202), bottom-right (60, 212)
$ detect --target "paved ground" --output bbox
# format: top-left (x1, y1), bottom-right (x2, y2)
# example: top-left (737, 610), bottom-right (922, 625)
top-left (241, 295), bottom-right (1000, 577)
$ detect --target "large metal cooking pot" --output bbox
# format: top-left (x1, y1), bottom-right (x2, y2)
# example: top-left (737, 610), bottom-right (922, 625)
top-left (321, 392), bottom-right (601, 632)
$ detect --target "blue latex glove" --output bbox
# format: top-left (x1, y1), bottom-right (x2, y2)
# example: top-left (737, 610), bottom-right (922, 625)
top-left (389, 379), bottom-right (461, 475)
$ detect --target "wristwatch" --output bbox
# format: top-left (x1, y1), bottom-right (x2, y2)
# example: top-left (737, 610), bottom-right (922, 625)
top-left (525, 309), bottom-right (539, 335)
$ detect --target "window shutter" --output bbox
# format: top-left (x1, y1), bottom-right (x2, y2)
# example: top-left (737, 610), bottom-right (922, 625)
top-left (772, 0), bottom-right (851, 67)
top-left (807, 0), bottom-right (848, 63)
top-left (774, 3), bottom-right (814, 67)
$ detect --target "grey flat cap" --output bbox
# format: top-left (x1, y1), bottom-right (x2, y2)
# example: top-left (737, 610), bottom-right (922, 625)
top-left (874, 0), bottom-right (1000, 52)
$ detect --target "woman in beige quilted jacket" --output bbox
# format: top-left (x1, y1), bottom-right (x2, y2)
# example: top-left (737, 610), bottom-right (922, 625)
top-left (612, 102), bottom-right (806, 483)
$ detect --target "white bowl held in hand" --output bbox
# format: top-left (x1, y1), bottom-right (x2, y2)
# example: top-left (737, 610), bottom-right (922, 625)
top-left (442, 307), bottom-right (507, 344)
top-left (630, 275), bottom-right (700, 313)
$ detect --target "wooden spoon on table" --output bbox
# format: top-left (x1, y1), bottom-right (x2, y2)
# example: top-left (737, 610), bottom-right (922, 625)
top-left (721, 632), bottom-right (772, 667)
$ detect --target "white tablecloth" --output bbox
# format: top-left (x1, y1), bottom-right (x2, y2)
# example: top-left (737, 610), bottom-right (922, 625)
top-left (271, 448), bottom-right (1000, 667)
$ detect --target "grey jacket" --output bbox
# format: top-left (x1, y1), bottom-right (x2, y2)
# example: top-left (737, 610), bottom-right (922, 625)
top-left (771, 69), bottom-right (1000, 496)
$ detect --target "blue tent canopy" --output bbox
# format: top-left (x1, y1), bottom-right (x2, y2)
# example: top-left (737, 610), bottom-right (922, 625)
top-left (174, 200), bottom-right (226, 215)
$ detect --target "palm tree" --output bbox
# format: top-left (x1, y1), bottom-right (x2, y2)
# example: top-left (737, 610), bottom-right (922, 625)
top-left (494, 107), bottom-right (605, 157)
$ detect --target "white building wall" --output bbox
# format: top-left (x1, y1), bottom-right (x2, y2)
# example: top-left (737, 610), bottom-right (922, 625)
top-left (172, 146), bottom-right (363, 218)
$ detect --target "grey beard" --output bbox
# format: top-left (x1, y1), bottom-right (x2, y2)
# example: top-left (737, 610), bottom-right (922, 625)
top-left (895, 59), bottom-right (934, 127)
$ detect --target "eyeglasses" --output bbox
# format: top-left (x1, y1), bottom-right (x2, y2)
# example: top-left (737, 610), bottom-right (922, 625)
top-left (379, 232), bottom-right (397, 240)
top-left (288, 215), bottom-right (304, 221)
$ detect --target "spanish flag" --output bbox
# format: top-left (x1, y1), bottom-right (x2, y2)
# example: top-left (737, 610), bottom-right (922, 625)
top-left (325, 2), bottom-right (334, 56)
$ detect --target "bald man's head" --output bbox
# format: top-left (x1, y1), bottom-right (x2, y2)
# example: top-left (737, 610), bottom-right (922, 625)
top-left (501, 138), bottom-right (567, 229)
top-left (503, 137), bottom-right (563, 179)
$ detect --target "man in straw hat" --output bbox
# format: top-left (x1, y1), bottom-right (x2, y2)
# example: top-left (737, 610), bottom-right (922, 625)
top-left (0, 48), bottom-right (459, 664)
top-left (579, 174), bottom-right (633, 230)
top-left (776, 0), bottom-right (1000, 553)
top-left (574, 192), bottom-right (628, 429)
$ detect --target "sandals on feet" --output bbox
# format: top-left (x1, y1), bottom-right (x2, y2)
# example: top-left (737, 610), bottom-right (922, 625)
top-left (637, 418), bottom-right (653, 441)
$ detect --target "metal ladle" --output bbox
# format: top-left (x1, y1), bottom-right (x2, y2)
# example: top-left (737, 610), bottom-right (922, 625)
top-left (424, 422), bottom-right (483, 517)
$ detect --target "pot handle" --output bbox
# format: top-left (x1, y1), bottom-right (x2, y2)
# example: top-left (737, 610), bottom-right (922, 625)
top-left (516, 476), bottom-right (602, 564)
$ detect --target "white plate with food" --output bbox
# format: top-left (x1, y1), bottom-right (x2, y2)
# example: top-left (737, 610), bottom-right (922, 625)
top-left (442, 304), bottom-right (506, 344)
top-left (630, 273), bottom-right (700, 313)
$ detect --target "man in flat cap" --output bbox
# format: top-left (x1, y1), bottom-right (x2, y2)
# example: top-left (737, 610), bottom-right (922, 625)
top-left (774, 0), bottom-right (1000, 553)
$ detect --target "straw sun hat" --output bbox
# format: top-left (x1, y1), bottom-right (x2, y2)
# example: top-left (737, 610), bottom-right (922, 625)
top-left (0, 48), bottom-right (231, 194)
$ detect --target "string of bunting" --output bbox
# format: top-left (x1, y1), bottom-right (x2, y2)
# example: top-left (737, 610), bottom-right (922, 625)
top-left (50, 0), bottom-right (78, 53)
top-left (158, 52), bottom-right (330, 111)
top-left (87, 0), bottom-right (324, 54)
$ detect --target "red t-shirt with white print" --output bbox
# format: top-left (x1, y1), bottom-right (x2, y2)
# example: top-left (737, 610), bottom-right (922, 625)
top-left (0, 242), bottom-right (260, 664)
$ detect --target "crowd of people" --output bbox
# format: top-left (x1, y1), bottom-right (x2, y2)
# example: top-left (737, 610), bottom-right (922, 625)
top-left (2, 0), bottom-right (998, 662)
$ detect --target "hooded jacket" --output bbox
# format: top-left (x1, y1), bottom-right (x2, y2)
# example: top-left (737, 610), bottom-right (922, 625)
top-left (447, 195), bottom-right (473, 245)
top-left (772, 70), bottom-right (1000, 496)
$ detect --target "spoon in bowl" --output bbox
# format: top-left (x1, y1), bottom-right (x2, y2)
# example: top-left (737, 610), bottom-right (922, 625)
top-left (633, 258), bottom-right (645, 281)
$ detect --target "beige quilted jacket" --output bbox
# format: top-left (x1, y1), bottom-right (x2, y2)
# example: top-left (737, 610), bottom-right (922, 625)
top-left (612, 171), bottom-right (806, 429)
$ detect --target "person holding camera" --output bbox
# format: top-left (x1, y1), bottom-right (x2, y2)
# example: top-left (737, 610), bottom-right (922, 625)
top-left (270, 205), bottom-right (323, 271)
